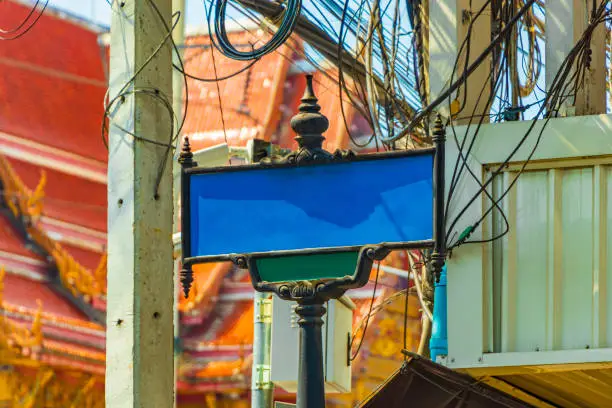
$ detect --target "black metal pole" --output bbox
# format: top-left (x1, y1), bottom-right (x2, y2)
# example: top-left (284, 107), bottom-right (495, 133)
top-left (431, 114), bottom-right (447, 281)
top-left (295, 299), bottom-right (326, 408)
top-left (265, 75), bottom-right (336, 408)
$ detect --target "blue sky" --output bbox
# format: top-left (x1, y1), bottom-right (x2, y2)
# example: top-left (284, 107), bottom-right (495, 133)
top-left (49, 0), bottom-right (207, 27)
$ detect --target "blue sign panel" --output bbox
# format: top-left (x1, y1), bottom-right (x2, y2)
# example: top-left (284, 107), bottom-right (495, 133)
top-left (185, 150), bottom-right (434, 261)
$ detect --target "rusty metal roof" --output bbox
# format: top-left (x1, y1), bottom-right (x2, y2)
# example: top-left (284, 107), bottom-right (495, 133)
top-left (359, 352), bottom-right (535, 408)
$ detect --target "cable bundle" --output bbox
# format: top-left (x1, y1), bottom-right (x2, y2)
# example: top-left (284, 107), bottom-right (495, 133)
top-left (213, 0), bottom-right (302, 60)
top-left (446, 0), bottom-right (611, 250)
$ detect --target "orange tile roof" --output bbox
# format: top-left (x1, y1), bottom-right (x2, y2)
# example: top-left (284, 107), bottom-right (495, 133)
top-left (180, 262), bottom-right (231, 315)
top-left (193, 359), bottom-right (247, 379)
top-left (182, 32), bottom-right (300, 151)
top-left (207, 302), bottom-right (254, 347)
top-left (0, 1), bottom-right (107, 162)
top-left (43, 338), bottom-right (105, 362)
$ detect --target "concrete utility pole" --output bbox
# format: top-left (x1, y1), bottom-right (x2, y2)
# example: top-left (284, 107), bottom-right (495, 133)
top-left (171, 1), bottom-right (186, 407)
top-left (541, 1), bottom-right (606, 116)
top-left (545, 0), bottom-right (574, 115)
top-left (429, 0), bottom-right (492, 123)
top-left (106, 1), bottom-right (175, 407)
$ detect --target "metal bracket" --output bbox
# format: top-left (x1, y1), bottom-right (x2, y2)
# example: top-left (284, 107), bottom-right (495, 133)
top-left (253, 364), bottom-right (272, 389)
top-left (255, 298), bottom-right (273, 323)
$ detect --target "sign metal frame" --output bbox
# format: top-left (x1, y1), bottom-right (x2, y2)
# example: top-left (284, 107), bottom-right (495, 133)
top-left (177, 74), bottom-right (447, 408)
top-left (179, 147), bottom-right (437, 298)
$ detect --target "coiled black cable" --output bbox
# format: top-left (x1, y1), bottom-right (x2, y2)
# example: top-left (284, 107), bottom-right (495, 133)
top-left (213, 0), bottom-right (301, 60)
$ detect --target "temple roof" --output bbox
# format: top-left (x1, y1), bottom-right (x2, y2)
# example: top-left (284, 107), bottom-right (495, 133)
top-left (0, 1), bottom-right (415, 400)
top-left (181, 31), bottom-right (372, 153)
top-left (0, 0), bottom-right (108, 162)
top-left (182, 32), bottom-right (299, 150)
top-left (5, 157), bottom-right (106, 232)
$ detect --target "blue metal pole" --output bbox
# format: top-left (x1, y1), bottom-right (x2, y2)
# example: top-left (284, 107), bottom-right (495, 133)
top-left (430, 265), bottom-right (448, 363)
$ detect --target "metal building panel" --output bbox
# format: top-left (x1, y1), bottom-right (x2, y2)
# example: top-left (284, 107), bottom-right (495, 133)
top-left (270, 296), bottom-right (353, 394)
top-left (488, 165), bottom-right (611, 354)
top-left (559, 167), bottom-right (594, 350)
top-left (445, 115), bottom-right (612, 370)
top-left (324, 300), bottom-right (353, 393)
top-left (605, 166), bottom-right (612, 347)
top-left (509, 170), bottom-right (549, 353)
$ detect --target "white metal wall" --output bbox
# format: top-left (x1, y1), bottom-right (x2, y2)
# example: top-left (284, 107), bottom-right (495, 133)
top-left (444, 115), bottom-right (612, 369)
top-left (484, 164), bottom-right (611, 354)
top-left (270, 296), bottom-right (353, 393)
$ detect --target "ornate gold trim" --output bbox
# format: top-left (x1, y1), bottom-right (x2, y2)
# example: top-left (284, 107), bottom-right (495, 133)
top-left (0, 155), bottom-right (107, 301)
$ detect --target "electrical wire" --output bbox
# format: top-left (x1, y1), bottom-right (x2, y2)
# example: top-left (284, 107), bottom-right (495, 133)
top-left (212, 0), bottom-right (301, 60)
top-left (349, 263), bottom-right (380, 361)
top-left (384, 0), bottom-right (538, 145)
top-left (102, 2), bottom-right (183, 198)
top-left (441, 0), bottom-right (514, 250)
top-left (351, 287), bottom-right (418, 341)
top-left (209, 2), bottom-right (352, 107)
top-left (447, 1), bottom-right (610, 249)
top-left (409, 253), bottom-right (431, 321)
top-left (402, 274), bottom-right (409, 359)
top-left (0, 0), bottom-right (48, 40)
top-left (209, 42), bottom-right (230, 147)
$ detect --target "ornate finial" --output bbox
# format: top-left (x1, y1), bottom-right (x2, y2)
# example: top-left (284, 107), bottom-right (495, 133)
top-left (290, 75), bottom-right (331, 151)
top-left (27, 170), bottom-right (46, 219)
top-left (432, 113), bottom-right (446, 143)
top-left (180, 265), bottom-right (194, 298)
top-left (260, 74), bottom-right (354, 165)
top-left (178, 137), bottom-right (196, 168)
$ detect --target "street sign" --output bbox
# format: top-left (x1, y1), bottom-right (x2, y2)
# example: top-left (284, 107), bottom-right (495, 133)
top-left (182, 149), bottom-right (435, 265)
top-left (179, 74), bottom-right (446, 408)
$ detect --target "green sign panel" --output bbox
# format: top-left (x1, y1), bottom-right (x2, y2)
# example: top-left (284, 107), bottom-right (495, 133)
top-left (255, 252), bottom-right (360, 283)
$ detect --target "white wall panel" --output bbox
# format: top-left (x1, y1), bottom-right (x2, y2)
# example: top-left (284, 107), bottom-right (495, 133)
top-left (604, 166), bottom-right (612, 347)
top-left (559, 168), bottom-right (594, 350)
top-left (510, 171), bottom-right (548, 353)
top-left (445, 115), bottom-right (612, 369)
top-left (489, 166), bottom-right (610, 353)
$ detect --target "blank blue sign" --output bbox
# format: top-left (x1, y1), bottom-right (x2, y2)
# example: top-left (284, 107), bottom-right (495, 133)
top-left (187, 152), bottom-right (433, 259)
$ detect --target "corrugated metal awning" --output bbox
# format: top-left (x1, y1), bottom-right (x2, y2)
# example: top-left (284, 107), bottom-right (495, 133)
top-left (359, 352), bottom-right (536, 408)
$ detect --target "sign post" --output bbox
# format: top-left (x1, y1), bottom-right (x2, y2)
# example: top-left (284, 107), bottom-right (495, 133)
top-left (179, 75), bottom-right (445, 408)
